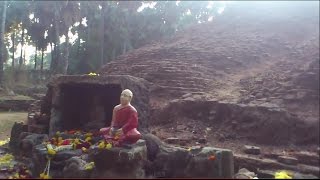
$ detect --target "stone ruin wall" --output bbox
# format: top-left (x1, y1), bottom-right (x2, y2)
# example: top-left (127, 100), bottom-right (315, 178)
top-left (27, 75), bottom-right (151, 136)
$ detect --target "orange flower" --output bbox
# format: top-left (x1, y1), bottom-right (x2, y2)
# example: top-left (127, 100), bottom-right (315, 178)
top-left (114, 136), bottom-right (119, 140)
top-left (208, 155), bottom-right (215, 161)
top-left (68, 130), bottom-right (76, 134)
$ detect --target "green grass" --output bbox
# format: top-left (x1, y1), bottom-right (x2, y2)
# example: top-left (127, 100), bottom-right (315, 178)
top-left (0, 95), bottom-right (34, 101)
top-left (0, 112), bottom-right (27, 139)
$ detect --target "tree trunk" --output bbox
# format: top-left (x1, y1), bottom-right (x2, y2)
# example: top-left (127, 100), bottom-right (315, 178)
top-left (40, 48), bottom-right (44, 71)
top-left (76, 36), bottom-right (80, 59)
top-left (11, 31), bottom-right (15, 67)
top-left (40, 48), bottom-right (44, 83)
top-left (0, 1), bottom-right (7, 87)
top-left (112, 48), bottom-right (116, 60)
top-left (49, 42), bottom-right (54, 72)
top-left (53, 6), bottom-right (61, 74)
top-left (100, 5), bottom-right (105, 66)
top-left (23, 48), bottom-right (26, 65)
top-left (62, 32), bottom-right (69, 74)
top-left (19, 28), bottom-right (25, 69)
top-left (34, 46), bottom-right (37, 70)
top-left (123, 42), bottom-right (127, 54)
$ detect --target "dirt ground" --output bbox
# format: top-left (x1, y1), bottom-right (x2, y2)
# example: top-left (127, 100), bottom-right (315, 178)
top-left (150, 121), bottom-right (319, 156)
top-left (0, 112), bottom-right (27, 140)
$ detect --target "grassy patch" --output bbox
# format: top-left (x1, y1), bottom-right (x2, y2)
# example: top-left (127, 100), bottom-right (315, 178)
top-left (0, 112), bottom-right (27, 138)
top-left (0, 95), bottom-right (34, 101)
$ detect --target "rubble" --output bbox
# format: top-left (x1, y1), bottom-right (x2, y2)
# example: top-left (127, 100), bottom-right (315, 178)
top-left (235, 168), bottom-right (257, 179)
top-left (292, 151), bottom-right (319, 166)
top-left (197, 138), bottom-right (207, 144)
top-left (256, 169), bottom-right (274, 179)
top-left (149, 146), bottom-right (234, 178)
top-left (234, 154), bottom-right (319, 177)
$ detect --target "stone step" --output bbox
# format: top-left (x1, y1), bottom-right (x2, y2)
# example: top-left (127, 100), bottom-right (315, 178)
top-left (150, 72), bottom-right (203, 78)
top-left (155, 81), bottom-right (207, 89)
top-left (292, 151), bottom-right (320, 167)
top-left (277, 156), bottom-right (299, 165)
top-left (257, 169), bottom-right (318, 179)
top-left (234, 154), bottom-right (320, 177)
top-left (158, 78), bottom-right (212, 84)
top-left (158, 85), bottom-right (203, 92)
top-left (171, 77), bottom-right (214, 82)
top-left (156, 79), bottom-right (203, 84)
top-left (158, 69), bottom-right (197, 74)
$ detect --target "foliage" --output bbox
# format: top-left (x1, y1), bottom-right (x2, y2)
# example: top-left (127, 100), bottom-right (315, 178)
top-left (0, 1), bottom-right (227, 80)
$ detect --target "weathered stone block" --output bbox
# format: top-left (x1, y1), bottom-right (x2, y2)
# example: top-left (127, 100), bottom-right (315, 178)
top-left (53, 149), bottom-right (83, 162)
top-left (257, 169), bottom-right (274, 179)
top-left (31, 144), bottom-right (49, 178)
top-left (292, 151), bottom-right (319, 166)
top-left (277, 156), bottom-right (299, 165)
top-left (19, 133), bottom-right (48, 157)
top-left (293, 172), bottom-right (318, 179)
top-left (63, 157), bottom-right (91, 178)
top-left (151, 145), bottom-right (234, 178)
top-left (142, 133), bottom-right (161, 161)
top-left (198, 138), bottom-right (207, 144)
top-left (243, 145), bottom-right (261, 155)
top-left (235, 168), bottom-right (257, 179)
top-left (165, 137), bottom-right (180, 144)
top-left (177, 125), bottom-right (187, 131)
top-left (9, 122), bottom-right (28, 151)
top-left (0, 99), bottom-right (35, 111)
top-left (89, 139), bottom-right (147, 178)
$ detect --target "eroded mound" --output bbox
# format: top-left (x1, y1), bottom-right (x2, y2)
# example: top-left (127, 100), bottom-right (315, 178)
top-left (101, 2), bottom-right (319, 144)
top-left (101, 2), bottom-right (320, 145)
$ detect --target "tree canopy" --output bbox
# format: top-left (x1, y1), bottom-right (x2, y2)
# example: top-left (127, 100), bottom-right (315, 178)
top-left (0, 1), bottom-right (226, 87)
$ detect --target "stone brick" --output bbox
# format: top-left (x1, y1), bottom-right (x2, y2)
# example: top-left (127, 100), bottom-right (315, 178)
top-left (165, 137), bottom-right (180, 144)
top-left (243, 145), bottom-right (261, 155)
top-left (198, 138), bottom-right (207, 144)
top-left (89, 139), bottom-right (147, 178)
top-left (292, 151), bottom-right (319, 166)
top-left (277, 156), bottom-right (299, 165)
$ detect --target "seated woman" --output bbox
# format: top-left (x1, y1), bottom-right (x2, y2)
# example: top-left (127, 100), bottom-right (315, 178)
top-left (100, 89), bottom-right (141, 145)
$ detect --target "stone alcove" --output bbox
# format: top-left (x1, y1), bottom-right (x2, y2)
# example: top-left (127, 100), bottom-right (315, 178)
top-left (43, 75), bottom-right (151, 136)
top-left (59, 83), bottom-right (122, 131)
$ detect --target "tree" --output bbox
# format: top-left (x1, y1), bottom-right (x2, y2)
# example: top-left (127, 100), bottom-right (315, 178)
top-left (10, 31), bottom-right (15, 67)
top-left (34, 46), bottom-right (37, 69)
top-left (59, 1), bottom-right (80, 74)
top-left (2, 1), bottom-right (227, 79)
top-left (0, 1), bottom-right (8, 87)
top-left (19, 27), bottom-right (25, 69)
